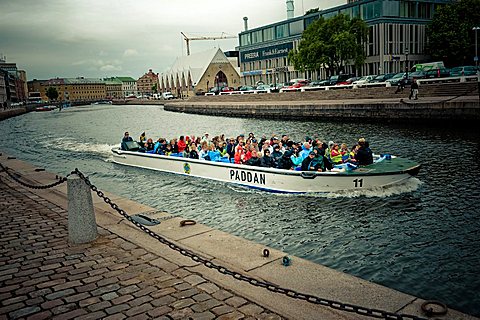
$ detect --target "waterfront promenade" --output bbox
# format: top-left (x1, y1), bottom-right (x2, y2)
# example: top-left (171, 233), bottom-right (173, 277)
top-left (1, 150), bottom-right (478, 319)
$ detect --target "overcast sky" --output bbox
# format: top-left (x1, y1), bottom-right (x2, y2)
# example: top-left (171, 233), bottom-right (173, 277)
top-left (0, 0), bottom-right (343, 80)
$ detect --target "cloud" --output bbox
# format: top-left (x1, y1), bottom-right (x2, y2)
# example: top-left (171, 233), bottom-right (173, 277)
top-left (123, 49), bottom-right (139, 57)
top-left (100, 64), bottom-right (122, 71)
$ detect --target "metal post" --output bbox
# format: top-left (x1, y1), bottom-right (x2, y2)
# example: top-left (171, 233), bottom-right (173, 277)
top-left (474, 27), bottom-right (480, 103)
top-left (67, 176), bottom-right (97, 244)
top-left (405, 46), bottom-right (409, 81)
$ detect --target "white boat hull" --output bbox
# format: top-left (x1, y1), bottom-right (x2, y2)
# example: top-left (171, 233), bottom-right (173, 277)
top-left (111, 149), bottom-right (420, 194)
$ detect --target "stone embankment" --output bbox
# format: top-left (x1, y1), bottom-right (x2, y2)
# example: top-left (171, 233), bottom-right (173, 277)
top-left (165, 82), bottom-right (480, 123)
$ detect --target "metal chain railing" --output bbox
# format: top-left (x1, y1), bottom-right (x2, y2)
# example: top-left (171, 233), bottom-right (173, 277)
top-left (0, 163), bottom-right (429, 320)
top-left (71, 168), bottom-right (428, 320)
top-left (0, 162), bottom-right (71, 189)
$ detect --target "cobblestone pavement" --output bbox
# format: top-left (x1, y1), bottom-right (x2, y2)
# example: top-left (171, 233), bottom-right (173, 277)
top-left (0, 177), bottom-right (284, 320)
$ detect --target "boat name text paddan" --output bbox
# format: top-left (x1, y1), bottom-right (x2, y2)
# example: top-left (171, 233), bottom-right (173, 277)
top-left (230, 169), bottom-right (266, 185)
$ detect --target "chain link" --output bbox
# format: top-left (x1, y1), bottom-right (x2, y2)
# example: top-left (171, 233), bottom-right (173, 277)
top-left (0, 163), bottom-right (428, 320)
top-left (0, 162), bottom-right (71, 189)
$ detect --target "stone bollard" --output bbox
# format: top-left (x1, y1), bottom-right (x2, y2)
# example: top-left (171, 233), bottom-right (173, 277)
top-left (68, 176), bottom-right (97, 244)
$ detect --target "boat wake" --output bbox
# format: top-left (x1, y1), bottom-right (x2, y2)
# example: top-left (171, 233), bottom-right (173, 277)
top-left (40, 137), bottom-right (117, 157)
top-left (226, 177), bottom-right (422, 198)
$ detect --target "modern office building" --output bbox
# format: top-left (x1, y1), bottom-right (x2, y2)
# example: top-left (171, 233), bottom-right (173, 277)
top-left (237, 0), bottom-right (452, 85)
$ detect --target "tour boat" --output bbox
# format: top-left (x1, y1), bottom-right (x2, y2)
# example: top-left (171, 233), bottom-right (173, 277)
top-left (111, 144), bottom-right (420, 194)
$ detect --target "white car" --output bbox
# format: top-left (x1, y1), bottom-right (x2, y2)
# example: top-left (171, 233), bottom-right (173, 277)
top-left (162, 92), bottom-right (174, 100)
top-left (353, 75), bottom-right (377, 85)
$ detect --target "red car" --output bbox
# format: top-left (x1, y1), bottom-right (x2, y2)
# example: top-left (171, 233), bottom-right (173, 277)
top-left (287, 79), bottom-right (310, 89)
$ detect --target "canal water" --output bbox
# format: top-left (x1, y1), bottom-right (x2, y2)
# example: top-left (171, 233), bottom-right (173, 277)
top-left (1, 104), bottom-right (479, 316)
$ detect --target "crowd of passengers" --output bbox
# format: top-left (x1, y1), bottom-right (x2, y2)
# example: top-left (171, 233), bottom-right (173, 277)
top-left (121, 131), bottom-right (374, 171)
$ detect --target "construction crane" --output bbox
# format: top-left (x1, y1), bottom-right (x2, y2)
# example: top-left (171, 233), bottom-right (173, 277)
top-left (181, 32), bottom-right (237, 56)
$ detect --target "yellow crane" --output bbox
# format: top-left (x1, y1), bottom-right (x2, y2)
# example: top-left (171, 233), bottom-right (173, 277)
top-left (181, 32), bottom-right (237, 56)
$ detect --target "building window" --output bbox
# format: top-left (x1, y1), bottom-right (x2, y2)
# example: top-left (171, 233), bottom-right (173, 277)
top-left (263, 27), bottom-right (275, 41)
top-left (240, 33), bottom-right (251, 46)
top-left (275, 23), bottom-right (289, 39)
top-left (289, 20), bottom-right (303, 35)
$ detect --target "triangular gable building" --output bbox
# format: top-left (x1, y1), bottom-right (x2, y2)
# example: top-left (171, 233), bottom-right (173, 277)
top-left (160, 48), bottom-right (240, 97)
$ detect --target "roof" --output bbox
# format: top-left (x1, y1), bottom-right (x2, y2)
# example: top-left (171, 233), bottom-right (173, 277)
top-left (115, 77), bottom-right (137, 82)
top-left (161, 48), bottom-right (230, 85)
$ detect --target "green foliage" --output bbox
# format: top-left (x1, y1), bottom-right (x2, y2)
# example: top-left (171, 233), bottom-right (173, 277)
top-left (305, 8), bottom-right (319, 15)
top-left (426, 0), bottom-right (480, 67)
top-left (152, 83), bottom-right (158, 93)
top-left (288, 14), bottom-right (368, 76)
top-left (46, 87), bottom-right (59, 101)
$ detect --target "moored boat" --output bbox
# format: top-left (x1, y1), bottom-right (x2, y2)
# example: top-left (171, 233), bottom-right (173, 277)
top-left (111, 145), bottom-right (420, 194)
top-left (35, 105), bottom-right (56, 112)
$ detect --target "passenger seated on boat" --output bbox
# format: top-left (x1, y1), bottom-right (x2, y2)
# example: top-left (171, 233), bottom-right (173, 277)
top-left (177, 136), bottom-right (187, 154)
top-left (154, 138), bottom-right (167, 155)
top-left (165, 144), bottom-right (173, 156)
top-left (198, 142), bottom-right (209, 160)
top-left (207, 143), bottom-right (221, 162)
top-left (299, 142), bottom-right (312, 161)
top-left (301, 152), bottom-right (321, 171)
top-left (234, 143), bottom-right (245, 164)
top-left (188, 143), bottom-right (199, 159)
top-left (169, 139), bottom-right (179, 153)
top-left (121, 132), bottom-right (133, 150)
top-left (260, 149), bottom-right (275, 167)
top-left (226, 138), bottom-right (236, 159)
top-left (330, 143), bottom-right (343, 164)
top-left (271, 144), bottom-right (283, 164)
top-left (201, 132), bottom-right (210, 143)
top-left (290, 146), bottom-right (303, 168)
top-left (245, 150), bottom-right (261, 166)
top-left (340, 143), bottom-right (350, 162)
top-left (139, 132), bottom-right (146, 145)
top-left (277, 150), bottom-right (294, 170)
top-left (311, 149), bottom-right (325, 171)
top-left (355, 138), bottom-right (373, 165)
top-left (145, 138), bottom-right (155, 153)
top-left (217, 141), bottom-right (228, 156)
top-left (244, 145), bottom-right (255, 163)
top-left (349, 144), bottom-right (359, 163)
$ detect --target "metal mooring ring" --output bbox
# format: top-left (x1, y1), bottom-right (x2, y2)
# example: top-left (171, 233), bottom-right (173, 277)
top-left (282, 256), bottom-right (292, 266)
top-left (180, 219), bottom-right (196, 227)
top-left (421, 300), bottom-right (448, 316)
top-left (263, 249), bottom-right (270, 257)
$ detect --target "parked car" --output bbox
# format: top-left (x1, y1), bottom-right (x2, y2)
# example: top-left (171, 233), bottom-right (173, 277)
top-left (424, 68), bottom-right (450, 79)
top-left (405, 71), bottom-right (426, 84)
top-left (238, 85), bottom-right (255, 91)
top-left (353, 75), bottom-right (377, 85)
top-left (450, 66), bottom-right (478, 77)
top-left (286, 78), bottom-right (310, 89)
top-left (310, 79), bottom-right (330, 87)
top-left (336, 77), bottom-right (360, 85)
top-left (386, 73), bottom-right (407, 85)
top-left (329, 74), bottom-right (354, 85)
top-left (370, 73), bottom-right (396, 83)
top-left (162, 92), bottom-right (174, 99)
top-left (255, 84), bottom-right (272, 91)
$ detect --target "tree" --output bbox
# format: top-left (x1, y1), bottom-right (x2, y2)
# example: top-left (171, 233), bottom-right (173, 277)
top-left (288, 14), bottom-right (368, 76)
top-left (46, 87), bottom-right (59, 101)
top-left (426, 0), bottom-right (480, 67)
top-left (305, 8), bottom-right (319, 15)
top-left (152, 83), bottom-right (158, 93)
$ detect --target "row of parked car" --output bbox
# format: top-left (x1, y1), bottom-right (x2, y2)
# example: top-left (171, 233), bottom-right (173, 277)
top-left (305, 65), bottom-right (479, 88)
top-left (203, 65), bottom-right (478, 95)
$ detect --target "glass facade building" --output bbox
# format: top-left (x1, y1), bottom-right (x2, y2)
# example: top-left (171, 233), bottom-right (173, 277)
top-left (237, 0), bottom-right (451, 85)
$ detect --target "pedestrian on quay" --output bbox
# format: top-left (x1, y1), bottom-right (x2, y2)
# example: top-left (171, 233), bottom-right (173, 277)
top-left (409, 78), bottom-right (419, 100)
top-left (395, 77), bottom-right (406, 94)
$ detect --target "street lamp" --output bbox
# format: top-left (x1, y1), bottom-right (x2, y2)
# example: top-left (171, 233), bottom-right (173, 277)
top-left (473, 27), bottom-right (479, 69)
top-left (474, 26), bottom-right (479, 103)
top-left (405, 46), bottom-right (409, 80)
